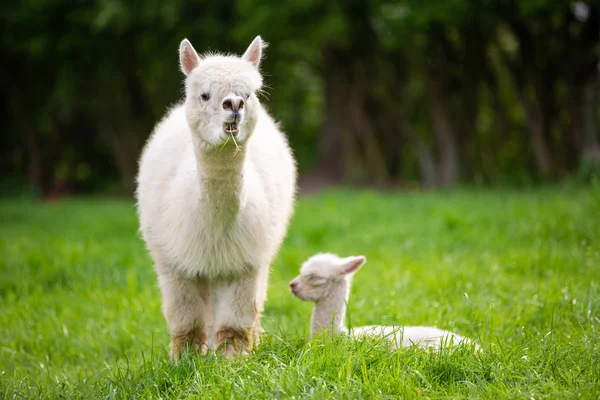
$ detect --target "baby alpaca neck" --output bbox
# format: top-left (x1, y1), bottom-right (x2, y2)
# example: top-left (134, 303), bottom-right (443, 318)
top-left (311, 278), bottom-right (350, 337)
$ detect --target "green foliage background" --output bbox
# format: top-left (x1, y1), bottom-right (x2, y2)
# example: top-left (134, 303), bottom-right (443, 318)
top-left (1, 0), bottom-right (599, 195)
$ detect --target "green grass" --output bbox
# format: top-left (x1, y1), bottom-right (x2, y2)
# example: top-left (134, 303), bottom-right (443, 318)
top-left (1, 186), bottom-right (599, 399)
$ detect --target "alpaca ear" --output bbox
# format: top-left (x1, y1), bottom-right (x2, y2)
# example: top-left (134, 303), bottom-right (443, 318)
top-left (242, 35), bottom-right (265, 69)
top-left (179, 39), bottom-right (200, 76)
top-left (341, 256), bottom-right (366, 275)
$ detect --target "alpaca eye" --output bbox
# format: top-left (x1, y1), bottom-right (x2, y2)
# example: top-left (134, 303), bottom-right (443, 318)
top-left (200, 93), bottom-right (210, 101)
top-left (308, 276), bottom-right (326, 286)
top-left (244, 93), bottom-right (251, 100)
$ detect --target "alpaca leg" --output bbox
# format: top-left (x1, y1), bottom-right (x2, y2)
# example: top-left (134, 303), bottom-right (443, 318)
top-left (213, 268), bottom-right (267, 358)
top-left (251, 265), bottom-right (269, 347)
top-left (157, 269), bottom-right (210, 359)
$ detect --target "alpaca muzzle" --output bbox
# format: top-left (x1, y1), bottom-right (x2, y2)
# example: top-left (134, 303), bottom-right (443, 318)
top-left (224, 121), bottom-right (239, 135)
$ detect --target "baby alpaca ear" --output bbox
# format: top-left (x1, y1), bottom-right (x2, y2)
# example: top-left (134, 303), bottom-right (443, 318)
top-left (341, 256), bottom-right (367, 275)
top-left (179, 39), bottom-right (200, 76)
top-left (242, 35), bottom-right (265, 69)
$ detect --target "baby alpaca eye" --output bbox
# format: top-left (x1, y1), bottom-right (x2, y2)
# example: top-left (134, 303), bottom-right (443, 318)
top-left (308, 276), bottom-right (326, 286)
top-left (200, 93), bottom-right (210, 101)
top-left (244, 93), bottom-right (251, 100)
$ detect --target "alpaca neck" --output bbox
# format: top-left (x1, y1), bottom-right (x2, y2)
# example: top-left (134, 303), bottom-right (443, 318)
top-left (311, 279), bottom-right (350, 337)
top-left (192, 138), bottom-right (247, 226)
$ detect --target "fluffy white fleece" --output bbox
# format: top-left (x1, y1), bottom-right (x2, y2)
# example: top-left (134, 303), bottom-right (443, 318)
top-left (136, 36), bottom-right (296, 358)
top-left (290, 253), bottom-right (479, 350)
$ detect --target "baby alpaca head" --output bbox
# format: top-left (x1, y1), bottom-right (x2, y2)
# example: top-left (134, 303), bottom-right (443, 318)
top-left (289, 253), bottom-right (366, 302)
top-left (179, 36), bottom-right (265, 148)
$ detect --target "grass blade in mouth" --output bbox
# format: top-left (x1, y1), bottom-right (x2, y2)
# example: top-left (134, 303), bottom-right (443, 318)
top-left (219, 136), bottom-right (231, 152)
top-left (231, 133), bottom-right (241, 156)
top-left (218, 133), bottom-right (241, 156)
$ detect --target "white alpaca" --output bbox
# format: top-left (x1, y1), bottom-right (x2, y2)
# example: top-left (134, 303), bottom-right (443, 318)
top-left (289, 253), bottom-right (478, 350)
top-left (136, 36), bottom-right (296, 358)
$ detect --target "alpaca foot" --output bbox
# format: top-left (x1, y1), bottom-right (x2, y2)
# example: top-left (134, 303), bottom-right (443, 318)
top-left (215, 327), bottom-right (253, 358)
top-left (170, 329), bottom-right (208, 360)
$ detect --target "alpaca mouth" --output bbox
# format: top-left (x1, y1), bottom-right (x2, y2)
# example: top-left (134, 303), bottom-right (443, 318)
top-left (224, 122), bottom-right (239, 135)
top-left (290, 288), bottom-right (304, 300)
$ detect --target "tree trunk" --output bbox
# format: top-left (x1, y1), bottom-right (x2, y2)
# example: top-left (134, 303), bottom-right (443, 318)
top-left (582, 75), bottom-right (600, 147)
top-left (520, 93), bottom-right (554, 179)
top-left (569, 84), bottom-right (585, 155)
top-left (581, 73), bottom-right (600, 162)
top-left (347, 61), bottom-right (389, 185)
top-left (307, 47), bottom-right (390, 188)
top-left (394, 107), bottom-right (436, 187)
top-left (488, 95), bottom-right (511, 180)
top-left (316, 58), bottom-right (346, 182)
top-left (460, 87), bottom-right (478, 182)
top-left (4, 77), bottom-right (43, 189)
top-left (425, 74), bottom-right (460, 187)
top-left (459, 21), bottom-right (488, 182)
top-left (413, 139), bottom-right (437, 188)
top-left (100, 117), bottom-right (143, 195)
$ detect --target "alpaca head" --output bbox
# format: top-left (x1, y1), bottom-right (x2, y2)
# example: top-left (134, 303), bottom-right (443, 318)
top-left (179, 36), bottom-right (265, 149)
top-left (289, 253), bottom-right (366, 302)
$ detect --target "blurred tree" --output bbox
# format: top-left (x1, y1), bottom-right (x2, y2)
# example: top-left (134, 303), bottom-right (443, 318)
top-left (1, 0), bottom-right (598, 196)
top-left (496, 0), bottom-right (600, 178)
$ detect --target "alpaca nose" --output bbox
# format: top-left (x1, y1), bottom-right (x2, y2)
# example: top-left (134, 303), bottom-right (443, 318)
top-left (290, 281), bottom-right (298, 289)
top-left (222, 96), bottom-right (244, 111)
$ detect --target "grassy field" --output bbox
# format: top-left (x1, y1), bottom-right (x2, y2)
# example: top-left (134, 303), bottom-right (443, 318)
top-left (1, 186), bottom-right (599, 398)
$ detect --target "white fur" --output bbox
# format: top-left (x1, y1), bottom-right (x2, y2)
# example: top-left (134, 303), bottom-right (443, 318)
top-left (290, 253), bottom-right (479, 350)
top-left (136, 36), bottom-right (296, 358)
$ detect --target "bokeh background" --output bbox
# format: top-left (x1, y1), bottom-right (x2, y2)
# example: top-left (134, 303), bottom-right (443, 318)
top-left (2, 0), bottom-right (599, 198)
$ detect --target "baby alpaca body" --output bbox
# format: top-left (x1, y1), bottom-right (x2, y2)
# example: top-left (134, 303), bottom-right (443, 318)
top-left (290, 253), bottom-right (478, 351)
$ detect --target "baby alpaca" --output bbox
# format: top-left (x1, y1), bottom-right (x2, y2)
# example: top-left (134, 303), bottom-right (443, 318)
top-left (136, 36), bottom-right (296, 358)
top-left (289, 253), bottom-right (477, 350)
